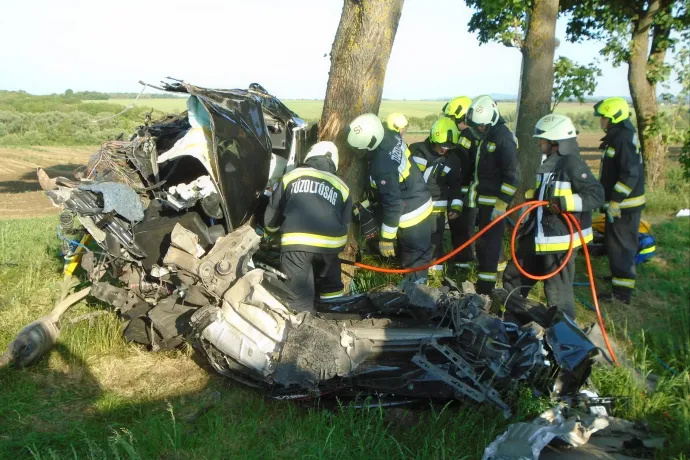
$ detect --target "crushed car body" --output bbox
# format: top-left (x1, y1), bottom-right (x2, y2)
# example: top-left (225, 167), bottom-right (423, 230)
top-left (3, 80), bottom-right (601, 417)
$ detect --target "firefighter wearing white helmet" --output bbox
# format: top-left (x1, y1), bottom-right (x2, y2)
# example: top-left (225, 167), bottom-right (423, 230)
top-left (462, 95), bottom-right (520, 294)
top-left (502, 114), bottom-right (603, 319)
top-left (264, 141), bottom-right (352, 312)
top-left (347, 113), bottom-right (433, 283)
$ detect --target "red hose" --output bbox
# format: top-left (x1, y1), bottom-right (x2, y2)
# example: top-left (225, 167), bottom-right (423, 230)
top-left (352, 200), bottom-right (619, 365)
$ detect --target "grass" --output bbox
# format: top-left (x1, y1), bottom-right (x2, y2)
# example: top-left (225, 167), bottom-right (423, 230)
top-left (87, 98), bottom-right (596, 122)
top-left (1, 193), bottom-right (689, 457)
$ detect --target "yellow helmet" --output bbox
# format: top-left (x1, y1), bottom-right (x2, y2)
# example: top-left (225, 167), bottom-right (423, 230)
top-left (443, 96), bottom-right (472, 121)
top-left (385, 112), bottom-right (408, 132)
top-left (594, 97), bottom-right (630, 124)
top-left (430, 117), bottom-right (459, 147)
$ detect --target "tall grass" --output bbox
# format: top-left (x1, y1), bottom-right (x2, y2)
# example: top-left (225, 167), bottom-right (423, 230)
top-left (1, 207), bottom-right (688, 457)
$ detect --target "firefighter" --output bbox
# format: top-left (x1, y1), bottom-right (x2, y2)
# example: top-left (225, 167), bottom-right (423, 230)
top-left (464, 95), bottom-right (520, 294)
top-left (442, 96), bottom-right (477, 268)
top-left (409, 117), bottom-right (463, 273)
top-left (385, 112), bottom-right (409, 135)
top-left (347, 113), bottom-right (434, 283)
top-left (594, 97), bottom-right (645, 304)
top-left (503, 114), bottom-right (604, 319)
top-left (264, 141), bottom-right (352, 312)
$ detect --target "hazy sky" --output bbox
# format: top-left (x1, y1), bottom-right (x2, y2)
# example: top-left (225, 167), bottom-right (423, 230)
top-left (0, 0), bottom-right (681, 99)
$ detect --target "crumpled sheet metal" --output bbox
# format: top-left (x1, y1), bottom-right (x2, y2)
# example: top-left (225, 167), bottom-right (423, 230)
top-left (482, 404), bottom-right (609, 460)
top-left (79, 182), bottom-right (144, 222)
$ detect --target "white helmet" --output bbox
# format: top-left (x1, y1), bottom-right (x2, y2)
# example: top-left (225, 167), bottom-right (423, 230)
top-left (347, 113), bottom-right (385, 151)
top-left (533, 114), bottom-right (577, 141)
top-left (466, 95), bottom-right (500, 128)
top-left (304, 141), bottom-right (339, 171)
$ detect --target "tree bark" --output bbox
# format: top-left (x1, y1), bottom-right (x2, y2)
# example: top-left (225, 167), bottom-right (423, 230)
top-left (513, 0), bottom-right (559, 201)
top-left (628, 0), bottom-right (670, 190)
top-left (319, 0), bottom-right (404, 288)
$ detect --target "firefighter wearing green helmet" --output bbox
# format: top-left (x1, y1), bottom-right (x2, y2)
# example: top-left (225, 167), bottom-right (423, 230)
top-left (442, 96), bottom-right (479, 269)
top-left (409, 117), bottom-right (464, 272)
top-left (594, 97), bottom-right (645, 304)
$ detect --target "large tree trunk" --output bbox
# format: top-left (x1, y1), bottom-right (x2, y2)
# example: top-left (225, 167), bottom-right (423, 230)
top-left (513, 0), bottom-right (559, 201)
top-left (628, 0), bottom-right (671, 191)
top-left (319, 0), bottom-right (404, 288)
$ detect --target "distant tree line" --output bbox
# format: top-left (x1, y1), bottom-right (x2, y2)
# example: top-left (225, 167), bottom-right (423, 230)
top-left (0, 91), bottom-right (156, 146)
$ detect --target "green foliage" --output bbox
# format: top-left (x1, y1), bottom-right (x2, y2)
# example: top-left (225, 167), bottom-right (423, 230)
top-left (552, 57), bottom-right (602, 110)
top-left (0, 91), bottom-right (154, 146)
top-left (464, 0), bottom-right (528, 46)
top-left (680, 133), bottom-right (690, 180)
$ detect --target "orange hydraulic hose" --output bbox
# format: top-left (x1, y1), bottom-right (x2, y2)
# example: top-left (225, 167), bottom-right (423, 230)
top-left (351, 200), bottom-right (619, 365)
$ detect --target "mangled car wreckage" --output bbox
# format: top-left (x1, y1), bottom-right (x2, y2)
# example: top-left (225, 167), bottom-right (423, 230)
top-left (4, 81), bottom-right (601, 416)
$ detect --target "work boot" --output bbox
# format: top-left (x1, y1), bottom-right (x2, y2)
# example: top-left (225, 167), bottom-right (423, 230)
top-left (597, 291), bottom-right (631, 305)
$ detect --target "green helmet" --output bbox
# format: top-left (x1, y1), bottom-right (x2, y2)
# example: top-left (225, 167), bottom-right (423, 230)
top-left (443, 96), bottom-right (472, 122)
top-left (430, 117), bottom-right (459, 147)
top-left (594, 97), bottom-right (630, 124)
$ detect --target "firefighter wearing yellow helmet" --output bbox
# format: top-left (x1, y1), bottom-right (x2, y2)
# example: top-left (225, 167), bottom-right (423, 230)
top-left (409, 117), bottom-right (464, 272)
top-left (442, 96), bottom-right (478, 270)
top-left (385, 112), bottom-right (409, 134)
top-left (594, 97), bottom-right (645, 304)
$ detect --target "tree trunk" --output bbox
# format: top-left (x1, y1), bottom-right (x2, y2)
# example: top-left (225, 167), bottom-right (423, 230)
top-left (627, 0), bottom-right (670, 191)
top-left (319, 0), bottom-right (404, 288)
top-left (513, 0), bottom-right (559, 202)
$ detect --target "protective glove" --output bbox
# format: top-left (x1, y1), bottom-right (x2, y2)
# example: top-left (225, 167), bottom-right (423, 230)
top-left (606, 202), bottom-right (621, 222)
top-left (524, 189), bottom-right (535, 200)
top-left (263, 227), bottom-right (279, 242)
top-left (379, 239), bottom-right (396, 257)
top-left (448, 211), bottom-right (460, 220)
top-left (548, 196), bottom-right (566, 214)
top-left (490, 199), bottom-right (508, 221)
top-left (355, 203), bottom-right (378, 241)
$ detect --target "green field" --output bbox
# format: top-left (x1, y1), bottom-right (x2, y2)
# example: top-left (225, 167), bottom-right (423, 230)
top-left (93, 98), bottom-right (596, 121)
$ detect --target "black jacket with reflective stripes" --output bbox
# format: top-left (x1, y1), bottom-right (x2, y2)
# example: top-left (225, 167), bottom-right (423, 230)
top-left (456, 127), bottom-right (478, 196)
top-left (466, 118), bottom-right (521, 208)
top-left (409, 138), bottom-right (463, 213)
top-left (524, 139), bottom-right (604, 254)
top-left (264, 157), bottom-right (352, 254)
top-left (599, 119), bottom-right (645, 213)
top-left (368, 130), bottom-right (432, 240)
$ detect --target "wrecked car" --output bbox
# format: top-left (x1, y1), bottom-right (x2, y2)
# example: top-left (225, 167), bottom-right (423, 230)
top-left (2, 80), bottom-right (600, 417)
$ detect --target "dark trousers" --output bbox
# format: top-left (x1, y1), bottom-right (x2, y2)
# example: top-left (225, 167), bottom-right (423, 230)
top-left (475, 206), bottom-right (506, 294)
top-left (280, 251), bottom-right (344, 312)
top-left (503, 236), bottom-right (577, 319)
top-left (429, 212), bottom-right (447, 272)
top-left (398, 215), bottom-right (433, 283)
top-left (605, 211), bottom-right (640, 302)
top-left (450, 206), bottom-right (478, 267)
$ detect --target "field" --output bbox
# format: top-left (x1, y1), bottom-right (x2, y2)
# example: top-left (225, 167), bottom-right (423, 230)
top-left (95, 98), bottom-right (596, 121)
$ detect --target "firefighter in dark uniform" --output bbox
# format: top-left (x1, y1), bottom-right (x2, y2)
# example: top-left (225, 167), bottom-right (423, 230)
top-left (442, 96), bottom-right (477, 269)
top-left (347, 113), bottom-right (434, 283)
top-left (264, 141), bottom-right (352, 312)
top-left (464, 95), bottom-right (520, 294)
top-left (503, 114), bottom-right (604, 319)
top-left (409, 117), bottom-right (463, 273)
top-left (594, 97), bottom-right (645, 304)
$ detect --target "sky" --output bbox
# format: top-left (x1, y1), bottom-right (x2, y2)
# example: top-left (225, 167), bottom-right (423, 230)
top-left (0, 0), bottom-right (681, 100)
